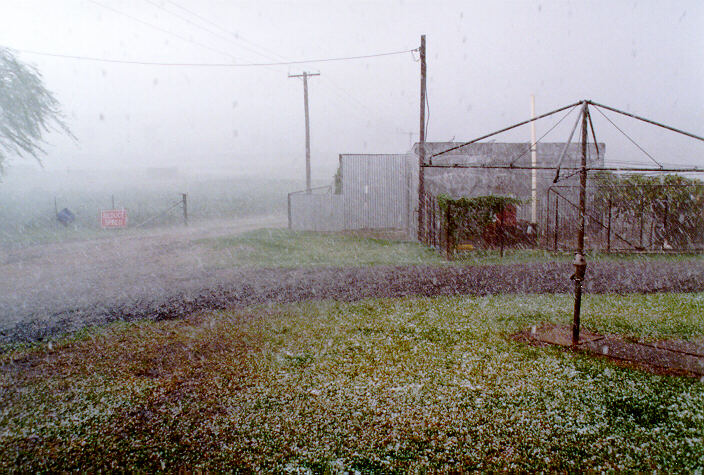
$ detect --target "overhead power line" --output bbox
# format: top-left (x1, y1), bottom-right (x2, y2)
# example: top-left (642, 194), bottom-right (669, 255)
top-left (88, 0), bottom-right (241, 62)
top-left (164, 0), bottom-right (290, 63)
top-left (143, 0), bottom-right (281, 66)
top-left (11, 47), bottom-right (418, 68)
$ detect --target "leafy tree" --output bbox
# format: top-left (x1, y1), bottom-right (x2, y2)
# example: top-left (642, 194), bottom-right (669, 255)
top-left (0, 47), bottom-right (72, 173)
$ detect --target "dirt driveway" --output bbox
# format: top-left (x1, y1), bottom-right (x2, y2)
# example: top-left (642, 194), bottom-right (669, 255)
top-left (2, 217), bottom-right (704, 344)
top-left (0, 215), bottom-right (285, 341)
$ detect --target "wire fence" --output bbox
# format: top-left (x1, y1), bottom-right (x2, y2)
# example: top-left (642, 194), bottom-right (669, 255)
top-left (545, 180), bottom-right (704, 252)
top-left (419, 173), bottom-right (704, 255)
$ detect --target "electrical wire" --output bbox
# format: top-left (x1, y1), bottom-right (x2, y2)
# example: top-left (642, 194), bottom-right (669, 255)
top-left (12, 47), bottom-right (418, 68)
top-left (39, 1), bottom-right (417, 68)
top-left (165, 0), bottom-right (290, 63)
top-left (143, 0), bottom-right (285, 70)
top-left (88, 0), bottom-right (241, 62)
top-left (322, 77), bottom-right (376, 116)
top-left (153, 0), bottom-right (418, 130)
top-left (318, 81), bottom-right (405, 136)
top-left (142, 0), bottom-right (291, 74)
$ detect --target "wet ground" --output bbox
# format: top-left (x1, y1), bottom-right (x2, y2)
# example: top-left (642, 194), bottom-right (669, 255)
top-left (2, 219), bottom-right (704, 344)
top-left (522, 323), bottom-right (704, 378)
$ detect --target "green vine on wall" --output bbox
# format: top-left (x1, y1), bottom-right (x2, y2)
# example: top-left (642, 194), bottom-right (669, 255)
top-left (437, 194), bottom-right (523, 252)
top-left (436, 194), bottom-right (522, 214)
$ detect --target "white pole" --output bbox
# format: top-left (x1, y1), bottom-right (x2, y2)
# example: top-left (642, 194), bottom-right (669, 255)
top-left (530, 94), bottom-right (538, 224)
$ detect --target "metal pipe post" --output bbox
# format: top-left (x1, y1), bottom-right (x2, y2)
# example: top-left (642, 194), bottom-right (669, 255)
top-left (572, 101), bottom-right (589, 346)
top-left (182, 193), bottom-right (188, 226)
top-left (287, 193), bottom-right (292, 229)
top-left (606, 199), bottom-right (612, 253)
top-left (554, 193), bottom-right (559, 251)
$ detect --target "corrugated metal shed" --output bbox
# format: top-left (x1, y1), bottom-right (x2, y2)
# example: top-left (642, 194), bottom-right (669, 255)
top-left (288, 189), bottom-right (343, 232)
top-left (287, 153), bottom-right (418, 237)
top-left (341, 154), bottom-right (416, 231)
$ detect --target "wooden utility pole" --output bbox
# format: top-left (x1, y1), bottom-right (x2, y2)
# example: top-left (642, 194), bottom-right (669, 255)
top-left (417, 34), bottom-right (427, 241)
top-left (289, 71), bottom-right (320, 193)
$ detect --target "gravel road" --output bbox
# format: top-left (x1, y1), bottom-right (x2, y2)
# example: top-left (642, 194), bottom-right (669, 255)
top-left (2, 217), bottom-right (704, 344)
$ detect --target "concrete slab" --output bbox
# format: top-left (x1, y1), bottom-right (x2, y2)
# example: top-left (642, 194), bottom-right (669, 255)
top-left (528, 323), bottom-right (603, 347)
top-left (521, 323), bottom-right (704, 378)
top-left (584, 337), bottom-right (704, 376)
top-left (646, 337), bottom-right (704, 357)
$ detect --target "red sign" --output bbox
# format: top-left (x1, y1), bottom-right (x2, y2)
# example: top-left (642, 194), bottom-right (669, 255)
top-left (101, 209), bottom-right (128, 228)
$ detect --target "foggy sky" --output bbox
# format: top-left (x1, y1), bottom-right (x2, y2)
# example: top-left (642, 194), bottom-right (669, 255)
top-left (1, 0), bottom-right (703, 179)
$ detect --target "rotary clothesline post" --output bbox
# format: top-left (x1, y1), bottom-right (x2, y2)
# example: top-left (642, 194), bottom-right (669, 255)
top-left (572, 101), bottom-right (589, 346)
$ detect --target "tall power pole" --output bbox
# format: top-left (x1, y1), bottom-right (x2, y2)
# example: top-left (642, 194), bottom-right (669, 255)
top-left (417, 34), bottom-right (427, 241)
top-left (289, 71), bottom-right (320, 192)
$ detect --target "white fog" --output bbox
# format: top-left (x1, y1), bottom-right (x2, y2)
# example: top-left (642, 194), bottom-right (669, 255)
top-left (1, 1), bottom-right (703, 471)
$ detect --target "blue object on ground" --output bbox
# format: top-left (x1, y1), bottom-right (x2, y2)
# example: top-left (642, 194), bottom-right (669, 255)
top-left (57, 208), bottom-right (75, 226)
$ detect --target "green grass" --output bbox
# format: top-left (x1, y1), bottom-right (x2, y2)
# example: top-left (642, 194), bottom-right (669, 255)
top-left (202, 228), bottom-right (704, 268)
top-left (2, 293), bottom-right (703, 471)
top-left (204, 229), bottom-right (444, 267)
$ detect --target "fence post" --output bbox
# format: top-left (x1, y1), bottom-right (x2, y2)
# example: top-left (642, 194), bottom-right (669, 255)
top-left (544, 190), bottom-right (550, 249)
top-left (499, 202), bottom-right (505, 258)
top-left (433, 196), bottom-right (438, 248)
top-left (663, 199), bottom-right (668, 248)
top-left (429, 196), bottom-right (434, 247)
top-left (182, 193), bottom-right (188, 226)
top-left (287, 193), bottom-right (292, 230)
top-left (606, 199), bottom-right (612, 253)
top-left (553, 193), bottom-right (559, 251)
top-left (639, 200), bottom-right (644, 249)
top-left (426, 194), bottom-right (431, 246)
top-left (445, 203), bottom-right (454, 259)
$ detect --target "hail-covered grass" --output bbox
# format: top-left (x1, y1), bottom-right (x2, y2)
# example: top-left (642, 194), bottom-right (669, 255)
top-left (203, 228), bottom-right (704, 268)
top-left (204, 229), bottom-right (444, 267)
top-left (1, 294), bottom-right (702, 471)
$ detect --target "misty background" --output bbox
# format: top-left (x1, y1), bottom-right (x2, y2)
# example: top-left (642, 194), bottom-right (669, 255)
top-left (0, 0), bottom-right (702, 181)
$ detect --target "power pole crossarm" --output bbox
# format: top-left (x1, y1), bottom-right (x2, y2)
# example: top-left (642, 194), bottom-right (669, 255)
top-left (289, 72), bottom-right (320, 193)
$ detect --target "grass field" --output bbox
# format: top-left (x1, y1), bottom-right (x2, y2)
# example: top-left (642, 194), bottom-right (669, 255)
top-left (0, 169), bottom-right (300, 247)
top-left (203, 228), bottom-right (704, 268)
top-left (204, 229), bottom-right (444, 267)
top-left (3, 182), bottom-right (703, 470)
top-left (2, 293), bottom-right (702, 471)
